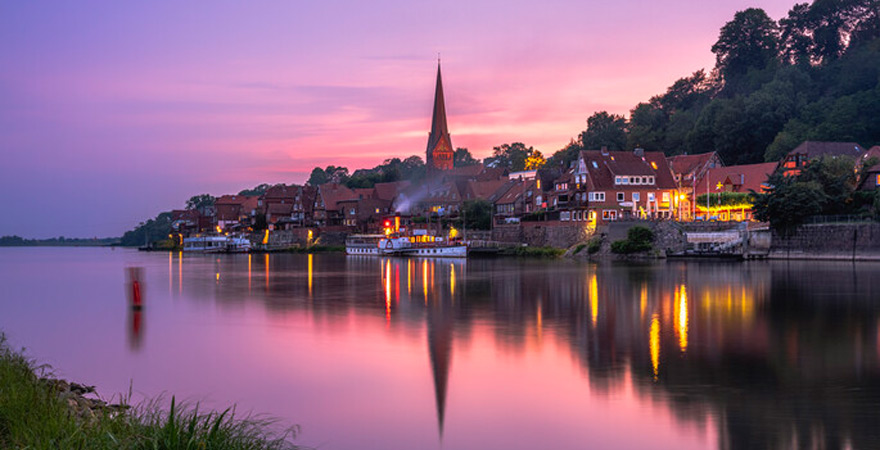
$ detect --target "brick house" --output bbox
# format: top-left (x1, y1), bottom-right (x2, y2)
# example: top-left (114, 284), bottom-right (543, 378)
top-left (313, 183), bottom-right (358, 227)
top-left (214, 195), bottom-right (259, 231)
top-left (565, 148), bottom-right (679, 224)
top-left (693, 162), bottom-right (776, 221)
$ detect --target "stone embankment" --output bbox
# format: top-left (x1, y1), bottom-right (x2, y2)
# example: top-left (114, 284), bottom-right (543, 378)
top-left (567, 220), bottom-right (687, 261)
top-left (769, 223), bottom-right (880, 261)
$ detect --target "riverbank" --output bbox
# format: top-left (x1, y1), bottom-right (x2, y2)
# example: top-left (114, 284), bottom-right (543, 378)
top-left (0, 334), bottom-right (298, 449)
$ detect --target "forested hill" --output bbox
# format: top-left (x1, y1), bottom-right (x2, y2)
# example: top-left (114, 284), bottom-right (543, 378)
top-left (549, 0), bottom-right (880, 167)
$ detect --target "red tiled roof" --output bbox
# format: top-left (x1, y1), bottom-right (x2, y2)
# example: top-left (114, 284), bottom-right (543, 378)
top-left (496, 180), bottom-right (537, 205)
top-left (424, 181), bottom-right (462, 203)
top-left (668, 152), bottom-right (718, 176)
top-left (578, 150), bottom-right (677, 191)
top-left (240, 196), bottom-right (260, 213)
top-left (373, 181), bottom-right (410, 201)
top-left (447, 164), bottom-right (484, 178)
top-left (318, 183), bottom-right (358, 211)
top-left (477, 166), bottom-right (509, 181)
top-left (464, 180), bottom-right (509, 201)
top-left (696, 162), bottom-right (776, 194)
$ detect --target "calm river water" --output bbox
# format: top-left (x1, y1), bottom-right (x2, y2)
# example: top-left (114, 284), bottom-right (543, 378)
top-left (2, 247), bottom-right (880, 449)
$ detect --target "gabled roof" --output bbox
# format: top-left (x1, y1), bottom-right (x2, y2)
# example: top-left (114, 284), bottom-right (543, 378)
top-left (477, 166), bottom-right (509, 182)
top-left (373, 181), bottom-right (411, 201)
top-left (318, 183), bottom-right (358, 211)
top-left (446, 164), bottom-right (484, 178)
top-left (787, 141), bottom-right (865, 159)
top-left (496, 180), bottom-right (537, 205)
top-left (464, 180), bottom-right (509, 201)
top-left (578, 150), bottom-right (677, 190)
top-left (424, 181), bottom-right (462, 203)
top-left (263, 184), bottom-right (299, 201)
top-left (215, 194), bottom-right (257, 206)
top-left (696, 162), bottom-right (776, 194)
top-left (668, 152), bottom-right (719, 176)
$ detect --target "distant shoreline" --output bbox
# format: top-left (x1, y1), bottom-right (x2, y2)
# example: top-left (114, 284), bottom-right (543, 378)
top-left (0, 235), bottom-right (121, 247)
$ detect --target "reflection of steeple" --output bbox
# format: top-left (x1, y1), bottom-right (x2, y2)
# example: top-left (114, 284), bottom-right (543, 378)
top-left (427, 302), bottom-right (453, 438)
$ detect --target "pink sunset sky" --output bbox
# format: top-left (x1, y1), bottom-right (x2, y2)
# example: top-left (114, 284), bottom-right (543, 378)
top-left (0, 0), bottom-right (796, 238)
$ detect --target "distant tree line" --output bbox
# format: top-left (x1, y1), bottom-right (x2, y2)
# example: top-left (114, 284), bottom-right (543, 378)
top-left (0, 236), bottom-right (121, 247)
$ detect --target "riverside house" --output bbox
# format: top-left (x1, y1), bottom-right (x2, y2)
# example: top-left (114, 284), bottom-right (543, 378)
top-left (779, 141), bottom-right (865, 177)
top-left (562, 148), bottom-right (679, 224)
top-left (692, 162), bottom-right (776, 221)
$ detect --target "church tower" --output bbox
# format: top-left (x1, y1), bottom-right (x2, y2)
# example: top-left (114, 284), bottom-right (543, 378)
top-left (426, 63), bottom-right (454, 172)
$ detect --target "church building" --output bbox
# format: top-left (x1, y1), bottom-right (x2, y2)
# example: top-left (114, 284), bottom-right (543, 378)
top-left (425, 64), bottom-right (454, 172)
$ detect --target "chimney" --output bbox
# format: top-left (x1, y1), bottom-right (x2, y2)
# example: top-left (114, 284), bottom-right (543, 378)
top-left (601, 146), bottom-right (609, 155)
top-left (634, 147), bottom-right (645, 157)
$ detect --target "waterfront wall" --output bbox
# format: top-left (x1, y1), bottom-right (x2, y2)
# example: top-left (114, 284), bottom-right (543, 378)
top-left (770, 223), bottom-right (880, 261)
top-left (492, 222), bottom-right (591, 248)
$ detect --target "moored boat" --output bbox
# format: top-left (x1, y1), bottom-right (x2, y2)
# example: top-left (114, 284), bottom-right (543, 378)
top-left (377, 236), bottom-right (467, 257)
top-left (183, 235), bottom-right (252, 253)
top-left (345, 234), bottom-right (384, 255)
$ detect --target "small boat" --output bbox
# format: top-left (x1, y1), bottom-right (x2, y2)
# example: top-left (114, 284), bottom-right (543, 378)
top-left (183, 235), bottom-right (252, 253)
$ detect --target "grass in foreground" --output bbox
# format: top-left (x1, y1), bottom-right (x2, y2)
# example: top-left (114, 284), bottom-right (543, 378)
top-left (0, 334), bottom-right (298, 449)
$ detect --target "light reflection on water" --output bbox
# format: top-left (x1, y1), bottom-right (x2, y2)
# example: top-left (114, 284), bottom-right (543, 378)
top-left (2, 248), bottom-right (880, 449)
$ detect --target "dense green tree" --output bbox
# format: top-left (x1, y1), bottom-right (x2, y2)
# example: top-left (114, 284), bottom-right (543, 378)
top-left (121, 212), bottom-right (173, 246)
top-left (185, 194), bottom-right (215, 211)
top-left (712, 8), bottom-right (780, 85)
top-left (546, 140), bottom-right (583, 168)
top-left (453, 148), bottom-right (479, 167)
top-left (238, 183), bottom-right (272, 196)
top-left (752, 176), bottom-right (827, 235)
top-left (627, 103), bottom-right (667, 151)
top-left (486, 142), bottom-right (533, 171)
top-left (307, 167), bottom-right (328, 186)
top-left (461, 199), bottom-right (493, 230)
top-left (779, 3), bottom-right (816, 65)
top-left (580, 111), bottom-right (627, 151)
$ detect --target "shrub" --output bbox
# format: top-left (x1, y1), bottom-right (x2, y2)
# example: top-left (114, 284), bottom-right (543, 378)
top-left (611, 226), bottom-right (654, 254)
top-left (587, 237), bottom-right (603, 254)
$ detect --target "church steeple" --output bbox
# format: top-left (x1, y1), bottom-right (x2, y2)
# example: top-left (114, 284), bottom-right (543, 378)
top-left (426, 62), bottom-right (454, 171)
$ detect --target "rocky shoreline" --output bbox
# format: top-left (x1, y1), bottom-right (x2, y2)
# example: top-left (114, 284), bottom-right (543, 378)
top-left (38, 376), bottom-right (131, 422)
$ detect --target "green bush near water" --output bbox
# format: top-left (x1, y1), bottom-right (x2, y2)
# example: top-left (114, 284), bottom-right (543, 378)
top-left (611, 226), bottom-right (655, 254)
top-left (0, 334), bottom-right (298, 449)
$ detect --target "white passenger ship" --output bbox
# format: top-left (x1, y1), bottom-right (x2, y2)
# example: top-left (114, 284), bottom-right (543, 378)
top-left (183, 235), bottom-right (252, 253)
top-left (345, 234), bottom-right (467, 258)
